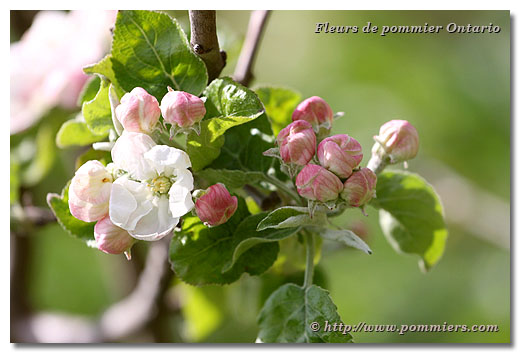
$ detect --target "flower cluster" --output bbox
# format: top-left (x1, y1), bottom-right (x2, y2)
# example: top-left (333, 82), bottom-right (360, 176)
top-left (68, 86), bottom-right (236, 258)
top-left (272, 96), bottom-right (419, 214)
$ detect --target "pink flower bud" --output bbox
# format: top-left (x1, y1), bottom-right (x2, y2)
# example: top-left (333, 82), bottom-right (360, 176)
top-left (295, 164), bottom-right (344, 202)
top-left (160, 90), bottom-right (206, 128)
top-left (195, 183), bottom-right (238, 227)
top-left (317, 134), bottom-right (363, 179)
top-left (94, 216), bottom-right (135, 256)
top-left (277, 120), bottom-right (316, 165)
top-left (115, 87), bottom-right (161, 134)
top-left (341, 168), bottom-right (377, 208)
top-left (68, 160), bottom-right (113, 222)
top-left (373, 120), bottom-right (419, 163)
top-left (292, 96), bottom-right (334, 130)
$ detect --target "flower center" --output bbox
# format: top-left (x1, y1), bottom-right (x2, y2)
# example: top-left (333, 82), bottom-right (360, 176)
top-left (148, 175), bottom-right (172, 195)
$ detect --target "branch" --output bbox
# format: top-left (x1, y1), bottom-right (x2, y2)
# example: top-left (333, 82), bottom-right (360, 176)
top-left (233, 10), bottom-right (271, 87)
top-left (189, 10), bottom-right (226, 82)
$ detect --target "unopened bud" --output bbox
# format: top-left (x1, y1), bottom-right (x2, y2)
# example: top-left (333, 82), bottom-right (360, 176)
top-left (160, 90), bottom-right (206, 129)
top-left (68, 160), bottom-right (113, 222)
top-left (195, 183), bottom-right (238, 227)
top-left (115, 87), bottom-right (161, 134)
top-left (341, 168), bottom-right (377, 208)
top-left (295, 164), bottom-right (343, 202)
top-left (94, 215), bottom-right (135, 257)
top-left (292, 96), bottom-right (334, 132)
top-left (317, 134), bottom-right (363, 179)
top-left (277, 120), bottom-right (316, 166)
top-left (372, 120), bottom-right (419, 164)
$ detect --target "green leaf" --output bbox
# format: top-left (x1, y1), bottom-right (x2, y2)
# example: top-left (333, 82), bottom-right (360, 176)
top-left (21, 121), bottom-right (56, 187)
top-left (257, 207), bottom-right (326, 231)
top-left (47, 183), bottom-right (95, 243)
top-left (371, 170), bottom-right (447, 271)
top-left (187, 77), bottom-right (264, 171)
top-left (84, 55), bottom-right (117, 84)
top-left (257, 283), bottom-right (353, 343)
top-left (82, 79), bottom-right (114, 135)
top-left (320, 229), bottom-right (372, 255)
top-left (255, 86), bottom-right (301, 135)
top-left (110, 10), bottom-right (208, 98)
top-left (75, 149), bottom-right (112, 170)
top-left (56, 116), bottom-right (108, 148)
top-left (196, 168), bottom-right (265, 190)
top-left (222, 222), bottom-right (299, 273)
top-left (10, 159), bottom-right (20, 205)
top-left (169, 198), bottom-right (280, 285)
top-left (77, 75), bottom-right (101, 107)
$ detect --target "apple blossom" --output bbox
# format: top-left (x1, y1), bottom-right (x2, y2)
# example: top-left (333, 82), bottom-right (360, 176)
top-left (68, 160), bottom-right (113, 222)
top-left (341, 168), bottom-right (377, 208)
top-left (372, 120), bottom-right (419, 164)
top-left (109, 132), bottom-right (194, 241)
top-left (195, 183), bottom-right (238, 227)
top-left (277, 120), bottom-right (316, 166)
top-left (115, 87), bottom-right (161, 134)
top-left (317, 134), bottom-right (363, 179)
top-left (295, 164), bottom-right (343, 202)
top-left (94, 216), bottom-right (135, 259)
top-left (292, 96), bottom-right (334, 132)
top-left (160, 89), bottom-right (206, 132)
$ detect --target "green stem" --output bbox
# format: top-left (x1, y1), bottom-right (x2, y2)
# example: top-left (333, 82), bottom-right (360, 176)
top-left (303, 231), bottom-right (315, 288)
top-left (264, 175), bottom-right (302, 204)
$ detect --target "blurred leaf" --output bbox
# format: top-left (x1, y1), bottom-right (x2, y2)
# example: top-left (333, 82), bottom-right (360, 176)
top-left (196, 168), bottom-right (265, 190)
top-left (257, 283), bottom-right (353, 343)
top-left (10, 159), bottom-right (20, 205)
top-left (320, 229), bottom-right (372, 255)
top-left (47, 182), bottom-right (95, 243)
top-left (371, 170), bottom-right (447, 271)
top-left (56, 116), bottom-right (107, 148)
top-left (82, 79), bottom-right (114, 135)
top-left (169, 198), bottom-right (279, 285)
top-left (110, 10), bottom-right (208, 99)
top-left (187, 77), bottom-right (264, 171)
top-left (257, 206), bottom-right (325, 231)
top-left (21, 121), bottom-right (56, 187)
top-left (75, 149), bottom-right (112, 170)
top-left (77, 75), bottom-right (101, 107)
top-left (255, 86), bottom-right (301, 135)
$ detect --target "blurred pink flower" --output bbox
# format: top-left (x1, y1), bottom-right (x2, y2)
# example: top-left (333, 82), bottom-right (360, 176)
top-left (10, 10), bottom-right (116, 134)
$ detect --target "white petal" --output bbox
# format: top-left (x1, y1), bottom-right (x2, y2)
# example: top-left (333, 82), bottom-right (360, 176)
top-left (109, 177), bottom-right (153, 231)
top-left (143, 145), bottom-right (192, 176)
top-left (172, 168), bottom-right (194, 190)
top-left (168, 184), bottom-right (194, 218)
top-left (129, 196), bottom-right (179, 241)
top-left (111, 131), bottom-right (156, 180)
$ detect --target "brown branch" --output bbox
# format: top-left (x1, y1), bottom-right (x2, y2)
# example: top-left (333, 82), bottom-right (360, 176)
top-left (189, 10), bottom-right (226, 82)
top-left (233, 10), bottom-right (271, 87)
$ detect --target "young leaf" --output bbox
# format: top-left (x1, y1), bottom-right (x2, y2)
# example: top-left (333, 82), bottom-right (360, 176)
top-left (255, 86), bottom-right (301, 135)
top-left (75, 149), bottom-right (112, 170)
top-left (187, 77), bottom-right (264, 171)
top-left (320, 229), bottom-right (372, 255)
top-left (110, 10), bottom-right (208, 99)
top-left (47, 183), bottom-right (95, 243)
top-left (77, 75), bottom-right (101, 107)
top-left (257, 283), bottom-right (353, 343)
top-left (82, 79), bottom-right (114, 135)
top-left (56, 116), bottom-right (108, 148)
top-left (370, 170), bottom-right (447, 271)
top-left (257, 206), bottom-right (326, 231)
top-left (84, 55), bottom-right (118, 85)
top-left (221, 220), bottom-right (299, 273)
top-left (169, 199), bottom-right (280, 285)
top-left (196, 168), bottom-right (265, 190)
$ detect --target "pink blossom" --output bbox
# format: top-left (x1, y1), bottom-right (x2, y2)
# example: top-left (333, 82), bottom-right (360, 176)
top-left (195, 183), bottom-right (238, 227)
top-left (341, 168), bottom-right (377, 208)
top-left (94, 216), bottom-right (135, 257)
top-left (292, 96), bottom-right (334, 130)
top-left (277, 120), bottom-right (316, 166)
top-left (295, 164), bottom-right (343, 202)
top-left (317, 134), bottom-right (363, 179)
top-left (160, 90), bottom-right (206, 128)
top-left (373, 120), bottom-right (419, 163)
top-left (116, 87), bottom-right (161, 134)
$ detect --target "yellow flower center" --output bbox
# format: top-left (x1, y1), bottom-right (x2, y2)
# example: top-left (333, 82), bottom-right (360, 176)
top-left (149, 176), bottom-right (172, 195)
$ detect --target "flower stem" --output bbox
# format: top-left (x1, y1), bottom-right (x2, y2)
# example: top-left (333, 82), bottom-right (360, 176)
top-left (264, 175), bottom-right (302, 204)
top-left (367, 154), bottom-right (388, 175)
top-left (303, 231), bottom-right (315, 288)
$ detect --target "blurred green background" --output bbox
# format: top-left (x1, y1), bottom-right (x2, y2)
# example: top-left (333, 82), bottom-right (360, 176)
top-left (10, 10), bottom-right (510, 343)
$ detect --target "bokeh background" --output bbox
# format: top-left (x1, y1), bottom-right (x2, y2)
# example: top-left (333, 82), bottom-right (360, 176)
top-left (10, 10), bottom-right (510, 343)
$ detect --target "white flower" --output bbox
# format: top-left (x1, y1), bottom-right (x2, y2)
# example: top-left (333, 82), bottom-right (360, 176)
top-left (109, 132), bottom-right (194, 241)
